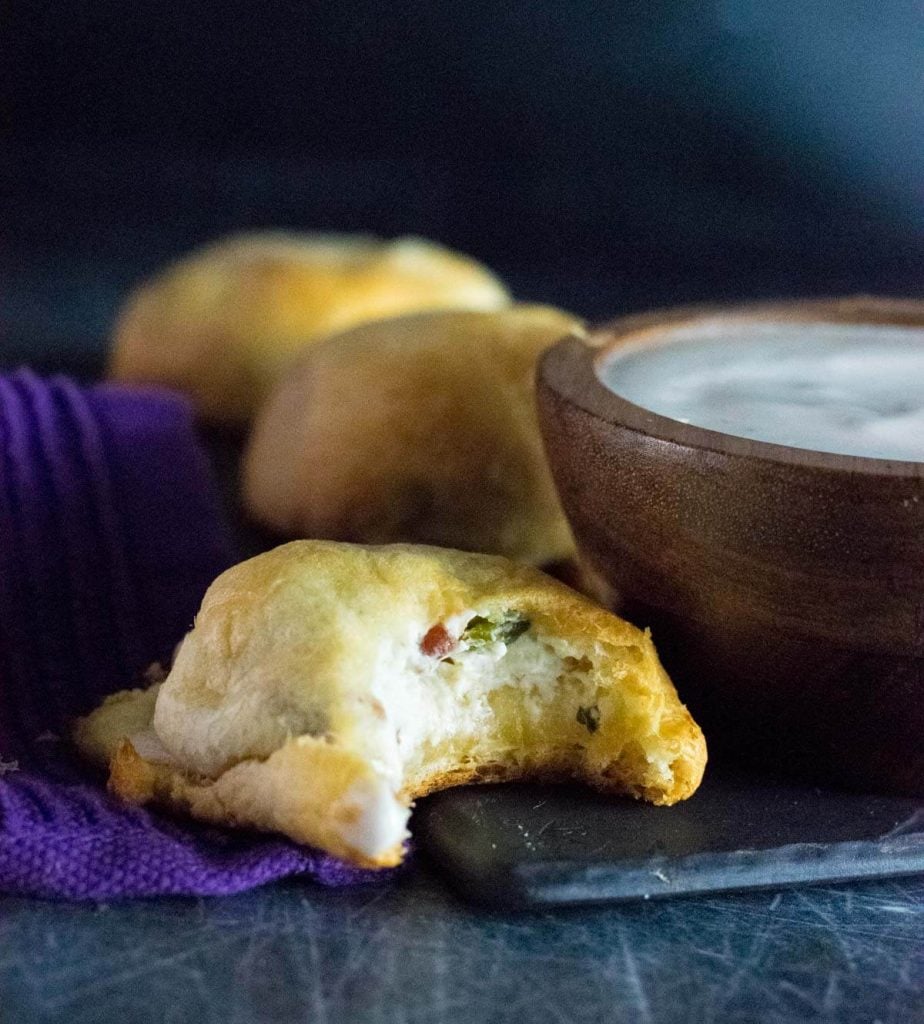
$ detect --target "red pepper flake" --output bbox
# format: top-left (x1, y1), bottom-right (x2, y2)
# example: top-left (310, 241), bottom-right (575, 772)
top-left (420, 623), bottom-right (456, 658)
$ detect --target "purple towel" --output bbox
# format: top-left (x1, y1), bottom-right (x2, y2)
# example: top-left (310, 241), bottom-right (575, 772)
top-left (0, 371), bottom-right (383, 898)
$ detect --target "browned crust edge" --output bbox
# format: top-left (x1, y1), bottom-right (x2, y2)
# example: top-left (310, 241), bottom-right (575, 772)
top-left (109, 724), bottom-right (707, 869)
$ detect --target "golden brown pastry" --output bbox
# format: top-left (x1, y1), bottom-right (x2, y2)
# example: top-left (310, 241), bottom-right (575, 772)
top-left (243, 306), bottom-right (585, 565)
top-left (109, 232), bottom-right (510, 423)
top-left (74, 541), bottom-right (707, 868)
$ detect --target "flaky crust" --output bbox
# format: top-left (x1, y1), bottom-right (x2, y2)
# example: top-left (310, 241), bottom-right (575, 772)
top-left (243, 306), bottom-right (585, 564)
top-left (75, 542), bottom-right (707, 867)
top-left (109, 232), bottom-right (510, 423)
top-left (108, 735), bottom-right (408, 868)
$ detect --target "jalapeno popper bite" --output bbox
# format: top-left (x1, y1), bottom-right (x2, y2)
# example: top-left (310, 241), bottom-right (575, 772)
top-left (109, 232), bottom-right (510, 423)
top-left (74, 542), bottom-right (707, 868)
top-left (243, 306), bottom-right (584, 565)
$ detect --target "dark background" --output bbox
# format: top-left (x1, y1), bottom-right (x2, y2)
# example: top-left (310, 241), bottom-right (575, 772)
top-left (2, 1), bottom-right (922, 368)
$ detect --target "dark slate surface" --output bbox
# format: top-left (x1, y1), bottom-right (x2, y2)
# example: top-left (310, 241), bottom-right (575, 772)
top-left (417, 774), bottom-right (924, 908)
top-left (2, 871), bottom-right (923, 1024)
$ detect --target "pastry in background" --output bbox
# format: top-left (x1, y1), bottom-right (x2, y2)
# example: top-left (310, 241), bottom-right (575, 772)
top-left (73, 541), bottom-right (708, 868)
top-left (243, 305), bottom-right (584, 565)
top-left (109, 232), bottom-right (510, 423)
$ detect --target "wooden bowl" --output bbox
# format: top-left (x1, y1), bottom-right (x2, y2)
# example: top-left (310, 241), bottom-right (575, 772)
top-left (537, 297), bottom-right (924, 795)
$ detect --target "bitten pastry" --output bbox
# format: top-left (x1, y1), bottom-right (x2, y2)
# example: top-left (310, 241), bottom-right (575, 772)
top-left (74, 541), bottom-right (707, 868)
top-left (109, 232), bottom-right (510, 423)
top-left (243, 306), bottom-right (585, 565)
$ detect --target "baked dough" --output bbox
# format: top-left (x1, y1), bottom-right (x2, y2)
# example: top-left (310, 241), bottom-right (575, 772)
top-left (243, 306), bottom-right (584, 564)
top-left (74, 541), bottom-right (707, 868)
top-left (109, 233), bottom-right (510, 423)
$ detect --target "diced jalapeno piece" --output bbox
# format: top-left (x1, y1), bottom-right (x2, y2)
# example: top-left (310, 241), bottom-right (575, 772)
top-left (462, 611), bottom-right (530, 649)
top-left (576, 704), bottom-right (601, 733)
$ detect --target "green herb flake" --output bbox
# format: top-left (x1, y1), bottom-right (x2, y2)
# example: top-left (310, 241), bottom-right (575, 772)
top-left (495, 614), bottom-right (530, 645)
top-left (576, 704), bottom-right (601, 734)
top-left (462, 612), bottom-right (530, 649)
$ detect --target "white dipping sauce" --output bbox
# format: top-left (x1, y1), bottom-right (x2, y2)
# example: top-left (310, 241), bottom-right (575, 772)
top-left (598, 320), bottom-right (924, 462)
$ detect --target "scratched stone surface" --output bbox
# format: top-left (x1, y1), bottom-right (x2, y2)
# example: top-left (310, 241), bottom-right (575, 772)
top-left (1, 870), bottom-right (923, 1023)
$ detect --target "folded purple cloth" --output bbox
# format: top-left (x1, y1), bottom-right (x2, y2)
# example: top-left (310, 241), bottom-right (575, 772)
top-left (0, 371), bottom-right (382, 898)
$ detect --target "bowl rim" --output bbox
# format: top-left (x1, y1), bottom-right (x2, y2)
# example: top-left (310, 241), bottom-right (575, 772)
top-left (541, 295), bottom-right (924, 479)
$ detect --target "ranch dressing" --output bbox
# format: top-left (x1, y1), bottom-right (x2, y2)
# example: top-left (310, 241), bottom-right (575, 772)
top-left (598, 320), bottom-right (924, 462)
